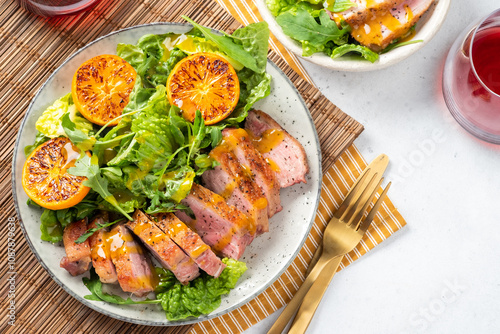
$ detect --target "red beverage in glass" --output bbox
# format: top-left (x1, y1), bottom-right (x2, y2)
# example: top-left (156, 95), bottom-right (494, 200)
top-left (443, 9), bottom-right (500, 144)
top-left (18, 0), bottom-right (101, 17)
top-left (471, 27), bottom-right (500, 96)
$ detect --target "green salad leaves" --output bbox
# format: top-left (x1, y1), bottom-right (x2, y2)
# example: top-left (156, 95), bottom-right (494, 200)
top-left (24, 18), bottom-right (267, 321)
top-left (267, 0), bottom-right (380, 62)
top-left (82, 258), bottom-right (247, 320)
top-left (27, 19), bottom-right (272, 235)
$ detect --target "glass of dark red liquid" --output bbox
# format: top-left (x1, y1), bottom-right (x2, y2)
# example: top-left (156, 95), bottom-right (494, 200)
top-left (17, 0), bottom-right (101, 17)
top-left (443, 9), bottom-right (500, 144)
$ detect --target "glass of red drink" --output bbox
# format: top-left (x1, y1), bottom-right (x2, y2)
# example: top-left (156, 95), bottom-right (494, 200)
top-left (443, 8), bottom-right (500, 144)
top-left (17, 0), bottom-right (101, 17)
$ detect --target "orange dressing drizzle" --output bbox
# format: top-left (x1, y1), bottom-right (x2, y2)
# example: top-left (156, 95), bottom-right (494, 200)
top-left (60, 141), bottom-right (81, 172)
top-left (249, 129), bottom-right (285, 154)
top-left (351, 10), bottom-right (402, 46)
top-left (404, 5), bottom-right (414, 21)
top-left (265, 157), bottom-right (281, 172)
top-left (132, 218), bottom-right (165, 246)
top-left (105, 228), bottom-right (141, 258)
top-left (105, 227), bottom-right (158, 288)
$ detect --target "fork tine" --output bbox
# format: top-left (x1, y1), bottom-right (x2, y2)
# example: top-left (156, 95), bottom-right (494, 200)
top-left (348, 177), bottom-right (384, 227)
top-left (306, 169), bottom-right (371, 275)
top-left (334, 169), bottom-right (371, 218)
top-left (340, 173), bottom-right (378, 223)
top-left (357, 182), bottom-right (391, 233)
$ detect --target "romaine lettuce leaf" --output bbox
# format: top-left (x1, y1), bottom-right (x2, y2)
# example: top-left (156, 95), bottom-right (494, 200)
top-left (266, 0), bottom-right (296, 16)
top-left (156, 258), bottom-right (247, 321)
top-left (39, 209), bottom-right (63, 243)
top-left (237, 68), bottom-right (272, 112)
top-left (35, 93), bottom-right (93, 139)
top-left (324, 0), bottom-right (356, 12)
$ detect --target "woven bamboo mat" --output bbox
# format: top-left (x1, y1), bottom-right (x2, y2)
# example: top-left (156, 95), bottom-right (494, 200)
top-left (0, 0), bottom-right (363, 333)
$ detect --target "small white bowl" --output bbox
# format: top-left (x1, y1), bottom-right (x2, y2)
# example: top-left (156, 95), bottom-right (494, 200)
top-left (256, 0), bottom-right (451, 71)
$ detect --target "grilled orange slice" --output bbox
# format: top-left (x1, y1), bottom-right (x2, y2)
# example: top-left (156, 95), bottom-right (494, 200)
top-left (72, 54), bottom-right (136, 126)
top-left (22, 137), bottom-right (90, 210)
top-left (167, 52), bottom-right (240, 125)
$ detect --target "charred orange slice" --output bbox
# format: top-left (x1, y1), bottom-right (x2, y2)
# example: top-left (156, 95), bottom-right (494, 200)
top-left (72, 54), bottom-right (136, 126)
top-left (22, 137), bottom-right (90, 210)
top-left (167, 52), bottom-right (240, 125)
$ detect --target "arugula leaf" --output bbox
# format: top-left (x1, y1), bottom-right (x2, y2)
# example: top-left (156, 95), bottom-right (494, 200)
top-left (68, 154), bottom-right (133, 220)
top-left (276, 8), bottom-right (349, 56)
top-left (326, 0), bottom-right (356, 13)
top-left (176, 36), bottom-right (244, 70)
top-left (161, 167), bottom-right (195, 203)
top-left (24, 131), bottom-right (50, 156)
top-left (182, 16), bottom-right (261, 73)
top-left (331, 43), bottom-right (379, 63)
top-left (83, 269), bottom-right (160, 305)
top-left (61, 113), bottom-right (96, 151)
top-left (75, 218), bottom-right (123, 244)
top-left (137, 34), bottom-right (171, 59)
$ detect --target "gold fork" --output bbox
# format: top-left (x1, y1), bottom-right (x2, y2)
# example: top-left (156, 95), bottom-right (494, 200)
top-left (268, 157), bottom-right (389, 334)
top-left (288, 182), bottom-right (391, 334)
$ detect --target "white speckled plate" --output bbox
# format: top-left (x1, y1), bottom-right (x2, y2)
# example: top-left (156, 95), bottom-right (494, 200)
top-left (12, 23), bottom-right (321, 326)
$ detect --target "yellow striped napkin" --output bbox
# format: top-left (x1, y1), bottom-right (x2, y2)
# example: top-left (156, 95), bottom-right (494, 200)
top-left (190, 146), bottom-right (406, 334)
top-left (189, 2), bottom-right (407, 333)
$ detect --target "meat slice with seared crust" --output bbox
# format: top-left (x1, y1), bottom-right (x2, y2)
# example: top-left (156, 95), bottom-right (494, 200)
top-left (203, 142), bottom-right (269, 234)
top-left (329, 0), bottom-right (407, 28)
top-left (88, 213), bottom-right (118, 284)
top-left (127, 211), bottom-right (199, 284)
top-left (220, 128), bottom-right (282, 218)
top-left (245, 110), bottom-right (309, 188)
top-left (154, 212), bottom-right (226, 277)
top-left (329, 0), bottom-right (435, 51)
top-left (107, 224), bottom-right (157, 297)
top-left (178, 183), bottom-right (254, 260)
top-left (60, 218), bottom-right (92, 276)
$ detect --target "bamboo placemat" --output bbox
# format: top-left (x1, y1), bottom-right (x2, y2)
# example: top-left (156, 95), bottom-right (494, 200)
top-left (0, 0), bottom-right (363, 333)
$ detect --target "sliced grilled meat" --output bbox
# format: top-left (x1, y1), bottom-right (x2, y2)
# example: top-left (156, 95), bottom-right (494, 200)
top-left (245, 110), bottom-right (309, 188)
top-left (128, 211), bottom-right (200, 284)
top-left (221, 128), bottom-right (282, 218)
top-left (154, 212), bottom-right (226, 277)
top-left (107, 224), bottom-right (157, 297)
top-left (60, 218), bottom-right (92, 276)
top-left (329, 0), bottom-right (407, 27)
top-left (179, 183), bottom-right (254, 260)
top-left (203, 142), bottom-right (269, 234)
top-left (88, 213), bottom-right (118, 284)
top-left (329, 0), bottom-right (435, 51)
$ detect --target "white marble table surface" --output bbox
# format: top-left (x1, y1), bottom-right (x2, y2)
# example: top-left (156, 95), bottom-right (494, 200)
top-left (245, 1), bottom-right (500, 333)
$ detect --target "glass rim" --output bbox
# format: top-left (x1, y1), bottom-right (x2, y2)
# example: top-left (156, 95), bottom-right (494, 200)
top-left (469, 8), bottom-right (500, 99)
